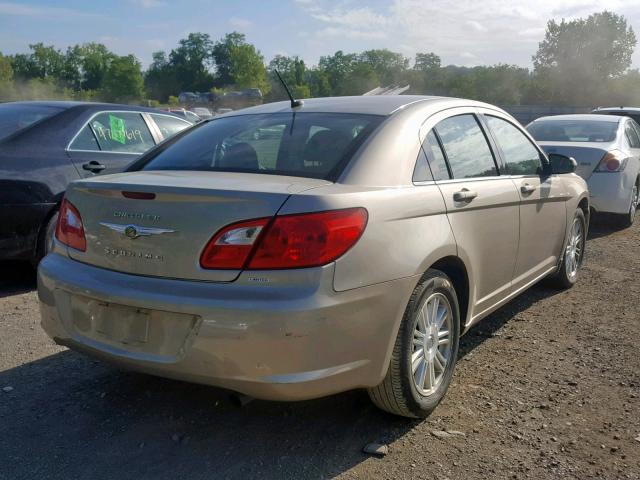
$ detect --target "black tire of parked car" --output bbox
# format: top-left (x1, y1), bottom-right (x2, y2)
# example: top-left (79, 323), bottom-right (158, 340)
top-left (617, 179), bottom-right (639, 229)
top-left (368, 269), bottom-right (461, 418)
top-left (33, 211), bottom-right (58, 267)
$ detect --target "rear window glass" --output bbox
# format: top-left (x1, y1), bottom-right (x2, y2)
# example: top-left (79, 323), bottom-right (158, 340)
top-left (0, 104), bottom-right (65, 141)
top-left (527, 120), bottom-right (618, 143)
top-left (140, 113), bottom-right (383, 180)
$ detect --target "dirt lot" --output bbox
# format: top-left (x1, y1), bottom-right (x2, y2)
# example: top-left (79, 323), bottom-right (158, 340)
top-left (0, 217), bottom-right (639, 480)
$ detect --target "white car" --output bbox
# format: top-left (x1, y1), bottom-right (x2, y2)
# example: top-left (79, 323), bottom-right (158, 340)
top-left (527, 114), bottom-right (640, 227)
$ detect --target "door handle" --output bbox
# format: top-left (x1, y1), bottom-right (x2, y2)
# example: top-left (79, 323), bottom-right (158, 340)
top-left (82, 161), bottom-right (106, 173)
top-left (453, 188), bottom-right (478, 202)
top-left (521, 183), bottom-right (536, 194)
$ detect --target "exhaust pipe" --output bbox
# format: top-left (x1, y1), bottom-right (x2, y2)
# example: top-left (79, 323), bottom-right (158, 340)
top-left (230, 393), bottom-right (254, 407)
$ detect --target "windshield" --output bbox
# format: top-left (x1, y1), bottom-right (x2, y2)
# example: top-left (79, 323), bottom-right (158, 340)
top-left (527, 119), bottom-right (618, 143)
top-left (0, 103), bottom-right (66, 141)
top-left (141, 112), bottom-right (383, 180)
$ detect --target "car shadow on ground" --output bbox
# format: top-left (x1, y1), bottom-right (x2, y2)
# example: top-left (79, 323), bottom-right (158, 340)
top-left (0, 261), bottom-right (36, 298)
top-left (1, 279), bottom-right (567, 480)
top-left (587, 213), bottom-right (629, 240)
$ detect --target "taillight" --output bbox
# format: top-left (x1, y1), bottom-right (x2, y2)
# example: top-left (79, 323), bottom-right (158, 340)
top-left (200, 208), bottom-right (368, 270)
top-left (200, 218), bottom-right (269, 269)
top-left (55, 198), bottom-right (86, 251)
top-left (595, 150), bottom-right (627, 172)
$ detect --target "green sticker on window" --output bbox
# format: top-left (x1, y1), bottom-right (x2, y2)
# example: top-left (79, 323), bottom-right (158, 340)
top-left (109, 115), bottom-right (126, 144)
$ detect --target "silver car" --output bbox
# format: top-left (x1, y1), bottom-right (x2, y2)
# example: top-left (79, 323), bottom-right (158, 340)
top-left (527, 114), bottom-right (640, 227)
top-left (38, 96), bottom-right (589, 418)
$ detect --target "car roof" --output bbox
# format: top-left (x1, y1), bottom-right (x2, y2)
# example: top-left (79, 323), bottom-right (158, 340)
top-left (532, 114), bottom-right (624, 123)
top-left (594, 106), bottom-right (640, 113)
top-left (0, 100), bottom-right (170, 114)
top-left (225, 95), bottom-right (496, 117)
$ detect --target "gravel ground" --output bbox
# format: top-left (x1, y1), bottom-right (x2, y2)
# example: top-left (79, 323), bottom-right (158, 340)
top-left (0, 217), bottom-right (639, 480)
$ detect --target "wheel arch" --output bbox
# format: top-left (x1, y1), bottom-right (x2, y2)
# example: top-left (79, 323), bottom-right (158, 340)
top-left (33, 200), bottom-right (61, 260)
top-left (428, 256), bottom-right (471, 332)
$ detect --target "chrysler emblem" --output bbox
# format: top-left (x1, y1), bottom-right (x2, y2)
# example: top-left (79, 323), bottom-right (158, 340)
top-left (100, 222), bottom-right (176, 239)
top-left (124, 225), bottom-right (138, 239)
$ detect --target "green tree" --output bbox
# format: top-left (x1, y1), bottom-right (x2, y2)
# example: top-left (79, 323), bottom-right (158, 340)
top-left (267, 55), bottom-right (307, 101)
top-left (534, 11), bottom-right (636, 78)
top-left (101, 54), bottom-right (144, 102)
top-left (212, 32), bottom-right (246, 87)
top-left (0, 53), bottom-right (13, 83)
top-left (318, 50), bottom-right (358, 93)
top-left (211, 31), bottom-right (269, 94)
top-left (533, 11), bottom-right (637, 104)
top-left (170, 32), bottom-right (215, 92)
top-left (414, 52), bottom-right (441, 71)
top-left (72, 43), bottom-right (115, 90)
top-left (358, 49), bottom-right (408, 84)
top-left (145, 51), bottom-right (179, 101)
top-left (228, 42), bottom-right (269, 93)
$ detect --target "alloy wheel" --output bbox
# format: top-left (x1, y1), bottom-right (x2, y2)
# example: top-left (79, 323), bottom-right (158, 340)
top-left (411, 292), bottom-right (453, 396)
top-left (564, 217), bottom-right (584, 280)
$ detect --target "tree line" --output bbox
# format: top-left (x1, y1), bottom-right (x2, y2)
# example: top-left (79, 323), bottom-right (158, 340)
top-left (0, 11), bottom-right (638, 108)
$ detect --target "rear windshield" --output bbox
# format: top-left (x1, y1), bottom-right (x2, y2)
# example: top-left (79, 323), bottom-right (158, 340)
top-left (527, 120), bottom-right (618, 143)
top-left (140, 112), bottom-right (383, 180)
top-left (600, 111), bottom-right (640, 125)
top-left (0, 103), bottom-right (65, 141)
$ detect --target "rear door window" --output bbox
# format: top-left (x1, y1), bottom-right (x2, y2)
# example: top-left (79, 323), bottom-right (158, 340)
top-left (421, 130), bottom-right (450, 181)
top-left (88, 112), bottom-right (155, 153)
top-left (485, 115), bottom-right (542, 175)
top-left (69, 125), bottom-right (100, 151)
top-left (624, 122), bottom-right (640, 148)
top-left (149, 114), bottom-right (191, 140)
top-left (434, 114), bottom-right (498, 179)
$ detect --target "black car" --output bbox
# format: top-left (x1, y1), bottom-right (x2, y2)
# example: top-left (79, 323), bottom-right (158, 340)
top-left (0, 101), bottom-right (193, 264)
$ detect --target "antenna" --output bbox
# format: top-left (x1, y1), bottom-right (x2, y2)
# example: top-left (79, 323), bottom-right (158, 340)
top-left (274, 69), bottom-right (303, 108)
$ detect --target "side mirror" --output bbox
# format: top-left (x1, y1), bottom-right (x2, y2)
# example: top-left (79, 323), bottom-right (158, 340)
top-left (545, 153), bottom-right (577, 175)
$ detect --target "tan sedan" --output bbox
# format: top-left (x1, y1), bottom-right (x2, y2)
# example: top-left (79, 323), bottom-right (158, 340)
top-left (38, 96), bottom-right (589, 417)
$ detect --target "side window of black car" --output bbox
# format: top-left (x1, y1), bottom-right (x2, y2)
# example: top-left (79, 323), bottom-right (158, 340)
top-left (69, 125), bottom-right (100, 151)
top-left (89, 112), bottom-right (155, 154)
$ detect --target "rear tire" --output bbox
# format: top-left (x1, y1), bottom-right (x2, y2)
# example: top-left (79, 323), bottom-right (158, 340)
top-left (33, 211), bottom-right (58, 266)
top-left (547, 208), bottom-right (586, 289)
top-left (368, 269), bottom-right (460, 418)
top-left (617, 180), bottom-right (638, 229)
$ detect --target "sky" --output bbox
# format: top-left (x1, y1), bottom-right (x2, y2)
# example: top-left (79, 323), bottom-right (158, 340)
top-left (1, 0), bottom-right (640, 70)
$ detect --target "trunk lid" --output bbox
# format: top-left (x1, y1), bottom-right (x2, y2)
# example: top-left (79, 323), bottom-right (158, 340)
top-left (64, 171), bottom-right (330, 281)
top-left (538, 141), bottom-right (612, 180)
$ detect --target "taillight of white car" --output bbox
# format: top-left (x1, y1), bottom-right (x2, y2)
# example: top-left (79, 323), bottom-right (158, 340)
top-left (595, 150), bottom-right (628, 172)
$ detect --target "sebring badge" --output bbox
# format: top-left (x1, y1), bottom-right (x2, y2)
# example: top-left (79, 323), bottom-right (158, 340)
top-left (100, 222), bottom-right (176, 239)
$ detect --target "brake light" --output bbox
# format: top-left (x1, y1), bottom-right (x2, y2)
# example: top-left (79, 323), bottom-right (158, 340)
top-left (595, 150), bottom-right (627, 172)
top-left (200, 218), bottom-right (269, 269)
top-left (200, 208), bottom-right (368, 270)
top-left (122, 191), bottom-right (156, 200)
top-left (55, 198), bottom-right (86, 251)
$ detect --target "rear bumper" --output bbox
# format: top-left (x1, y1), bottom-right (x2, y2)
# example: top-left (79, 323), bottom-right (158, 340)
top-left (38, 253), bottom-right (416, 401)
top-left (587, 172), bottom-right (635, 214)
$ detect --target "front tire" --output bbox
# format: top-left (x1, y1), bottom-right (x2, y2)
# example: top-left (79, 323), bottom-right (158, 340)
top-left (368, 269), bottom-right (460, 418)
top-left (547, 208), bottom-right (586, 289)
